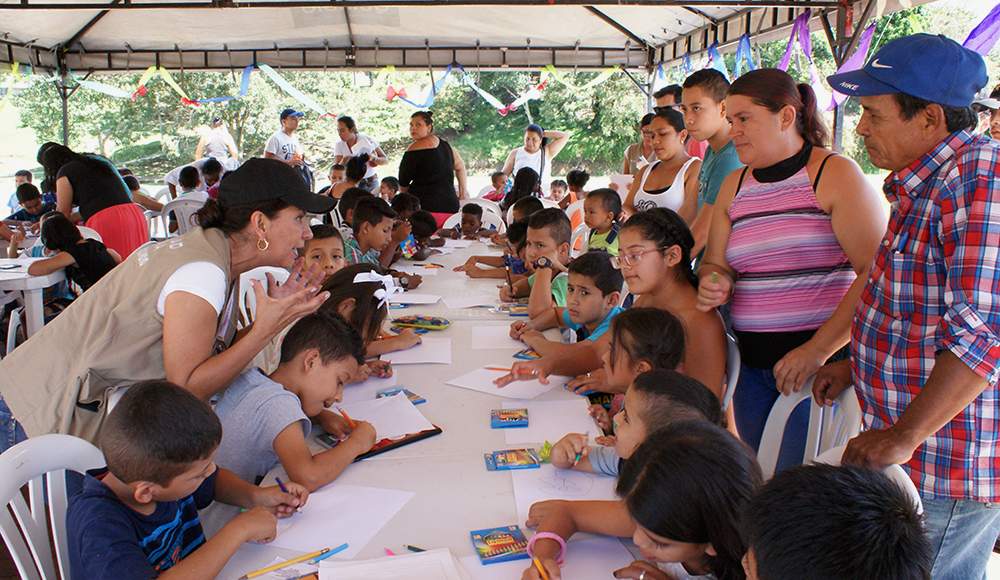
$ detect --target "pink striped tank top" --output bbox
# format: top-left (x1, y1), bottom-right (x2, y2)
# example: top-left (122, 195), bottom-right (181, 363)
top-left (725, 165), bottom-right (854, 333)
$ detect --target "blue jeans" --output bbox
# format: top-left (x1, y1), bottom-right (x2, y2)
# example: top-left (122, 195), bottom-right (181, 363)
top-left (731, 364), bottom-right (808, 473)
top-left (0, 391), bottom-right (27, 453)
top-left (923, 498), bottom-right (1000, 580)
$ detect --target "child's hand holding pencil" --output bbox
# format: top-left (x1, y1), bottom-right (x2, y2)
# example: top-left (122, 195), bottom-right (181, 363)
top-left (255, 479), bottom-right (309, 517)
top-left (548, 432), bottom-right (590, 470)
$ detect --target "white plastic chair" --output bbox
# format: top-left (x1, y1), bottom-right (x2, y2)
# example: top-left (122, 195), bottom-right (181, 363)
top-left (0, 434), bottom-right (105, 580)
top-left (460, 197), bottom-right (503, 218)
top-left (757, 379), bottom-right (863, 479)
top-left (75, 226), bottom-right (102, 242)
top-left (442, 211), bottom-right (506, 235)
top-left (564, 199), bottom-right (585, 226)
top-left (161, 197), bottom-right (206, 237)
top-left (539, 198), bottom-right (560, 209)
top-left (6, 305), bottom-right (23, 356)
top-left (813, 445), bottom-right (923, 514)
top-left (723, 334), bottom-right (739, 411)
top-left (152, 186), bottom-right (172, 203)
top-left (570, 223), bottom-right (589, 258)
top-left (238, 266), bottom-right (290, 328)
top-left (476, 184), bottom-right (495, 199)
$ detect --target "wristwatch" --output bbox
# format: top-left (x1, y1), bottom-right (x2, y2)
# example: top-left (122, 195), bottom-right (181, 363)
top-left (399, 275), bottom-right (410, 287)
top-left (534, 257), bottom-right (553, 269)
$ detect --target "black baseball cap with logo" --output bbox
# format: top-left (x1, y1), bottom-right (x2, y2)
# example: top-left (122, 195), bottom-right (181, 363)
top-left (217, 158), bottom-right (335, 214)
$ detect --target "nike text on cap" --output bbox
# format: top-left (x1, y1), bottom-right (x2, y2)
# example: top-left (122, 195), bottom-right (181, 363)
top-left (827, 33), bottom-right (987, 108)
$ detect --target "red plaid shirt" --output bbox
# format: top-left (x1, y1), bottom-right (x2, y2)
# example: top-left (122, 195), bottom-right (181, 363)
top-left (852, 130), bottom-right (1000, 502)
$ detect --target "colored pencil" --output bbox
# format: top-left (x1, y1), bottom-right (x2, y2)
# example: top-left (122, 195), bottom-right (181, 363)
top-left (338, 407), bottom-right (357, 428)
top-left (572, 431), bottom-right (589, 467)
top-left (385, 548), bottom-right (396, 556)
top-left (405, 544), bottom-right (426, 552)
top-left (274, 477), bottom-right (302, 512)
top-left (310, 543), bottom-right (348, 564)
top-left (239, 548), bottom-right (329, 579)
top-left (533, 557), bottom-right (551, 580)
top-left (486, 366), bottom-right (538, 374)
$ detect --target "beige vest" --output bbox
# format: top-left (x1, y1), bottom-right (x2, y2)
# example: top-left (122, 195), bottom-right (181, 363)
top-left (0, 227), bottom-right (237, 444)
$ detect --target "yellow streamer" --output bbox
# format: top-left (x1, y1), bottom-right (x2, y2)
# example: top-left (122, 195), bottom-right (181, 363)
top-left (540, 65), bottom-right (618, 90)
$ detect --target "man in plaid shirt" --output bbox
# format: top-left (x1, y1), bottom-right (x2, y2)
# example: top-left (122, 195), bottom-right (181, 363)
top-left (818, 34), bottom-right (1000, 580)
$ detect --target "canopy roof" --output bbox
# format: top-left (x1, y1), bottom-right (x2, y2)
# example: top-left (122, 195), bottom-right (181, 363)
top-left (0, 0), bottom-right (921, 75)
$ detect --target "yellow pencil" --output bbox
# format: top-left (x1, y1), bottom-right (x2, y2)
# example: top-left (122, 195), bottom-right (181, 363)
top-left (532, 557), bottom-right (551, 580)
top-left (239, 548), bottom-right (329, 579)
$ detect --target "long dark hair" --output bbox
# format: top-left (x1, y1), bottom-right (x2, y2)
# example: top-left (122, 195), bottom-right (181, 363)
top-left (500, 167), bottom-right (540, 212)
top-left (345, 153), bottom-right (371, 182)
top-left (317, 263), bottom-right (390, 346)
top-left (728, 68), bottom-right (829, 148)
top-left (617, 421), bottom-right (762, 580)
top-left (620, 208), bottom-right (697, 287)
top-left (608, 307), bottom-right (685, 371)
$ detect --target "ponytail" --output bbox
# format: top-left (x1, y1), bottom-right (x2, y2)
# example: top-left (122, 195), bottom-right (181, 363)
top-left (796, 83), bottom-right (829, 148)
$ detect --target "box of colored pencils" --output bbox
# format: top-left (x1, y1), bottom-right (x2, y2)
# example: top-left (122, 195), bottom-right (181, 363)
top-left (470, 525), bottom-right (530, 564)
top-left (484, 448), bottom-right (540, 471)
top-left (491, 408), bottom-right (528, 429)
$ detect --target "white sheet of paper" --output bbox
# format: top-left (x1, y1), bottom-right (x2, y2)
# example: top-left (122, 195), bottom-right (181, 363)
top-left (443, 239), bottom-right (474, 248)
top-left (382, 337), bottom-right (451, 365)
top-left (255, 555), bottom-right (318, 579)
top-left (341, 374), bottom-right (398, 404)
top-left (442, 296), bottom-right (499, 309)
top-left (266, 483), bottom-right (415, 558)
top-left (391, 293), bottom-right (442, 305)
top-left (458, 537), bottom-right (633, 580)
top-left (333, 392), bottom-right (434, 440)
top-left (445, 367), bottom-right (568, 400)
top-left (319, 548), bottom-right (470, 580)
top-left (470, 325), bottom-right (523, 350)
top-left (511, 463), bottom-right (620, 525)
top-left (501, 399), bottom-right (596, 445)
top-left (394, 264), bottom-right (439, 276)
top-left (433, 246), bottom-right (456, 255)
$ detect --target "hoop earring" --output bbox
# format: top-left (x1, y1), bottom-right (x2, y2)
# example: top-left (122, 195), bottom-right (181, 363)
top-left (257, 238), bottom-right (269, 251)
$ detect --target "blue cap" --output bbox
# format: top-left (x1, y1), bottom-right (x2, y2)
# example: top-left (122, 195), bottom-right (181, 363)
top-left (280, 108), bottom-right (305, 120)
top-left (827, 33), bottom-right (987, 108)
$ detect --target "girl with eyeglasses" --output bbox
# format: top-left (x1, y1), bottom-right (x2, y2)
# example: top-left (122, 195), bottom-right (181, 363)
top-left (495, 209), bottom-right (727, 414)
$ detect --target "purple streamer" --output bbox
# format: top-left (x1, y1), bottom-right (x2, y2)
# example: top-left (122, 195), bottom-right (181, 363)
top-left (964, 2), bottom-right (1000, 56)
top-left (826, 23), bottom-right (876, 110)
top-left (778, 14), bottom-right (808, 71)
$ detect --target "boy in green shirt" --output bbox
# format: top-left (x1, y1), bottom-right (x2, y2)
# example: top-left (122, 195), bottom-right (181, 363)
top-left (500, 208), bottom-right (572, 319)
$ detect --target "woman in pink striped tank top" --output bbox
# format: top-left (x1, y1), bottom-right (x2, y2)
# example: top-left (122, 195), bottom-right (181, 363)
top-left (695, 69), bottom-right (885, 471)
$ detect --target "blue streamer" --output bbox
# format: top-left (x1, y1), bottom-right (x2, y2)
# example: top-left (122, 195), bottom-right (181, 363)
top-left (735, 34), bottom-right (757, 76)
top-left (193, 65), bottom-right (254, 104)
top-left (396, 63), bottom-right (456, 108)
top-left (705, 43), bottom-right (730, 81)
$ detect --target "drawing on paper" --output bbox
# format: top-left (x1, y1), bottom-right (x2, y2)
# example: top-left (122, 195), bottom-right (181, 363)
top-left (538, 473), bottom-right (593, 497)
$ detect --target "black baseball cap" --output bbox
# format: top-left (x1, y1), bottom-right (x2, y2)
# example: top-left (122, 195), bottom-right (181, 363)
top-left (280, 108), bottom-right (305, 120)
top-left (217, 158), bottom-right (336, 214)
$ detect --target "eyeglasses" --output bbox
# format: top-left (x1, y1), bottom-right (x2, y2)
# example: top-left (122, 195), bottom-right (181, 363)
top-left (610, 246), bottom-right (669, 269)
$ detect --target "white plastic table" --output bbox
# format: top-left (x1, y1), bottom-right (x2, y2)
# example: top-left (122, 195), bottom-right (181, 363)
top-left (215, 242), bottom-right (631, 579)
top-left (0, 258), bottom-right (65, 337)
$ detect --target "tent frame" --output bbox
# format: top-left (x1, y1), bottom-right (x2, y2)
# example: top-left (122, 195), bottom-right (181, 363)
top-left (0, 0), bottom-right (880, 149)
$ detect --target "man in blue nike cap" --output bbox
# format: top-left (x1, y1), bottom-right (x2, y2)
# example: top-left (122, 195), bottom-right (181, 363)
top-left (817, 33), bottom-right (1000, 580)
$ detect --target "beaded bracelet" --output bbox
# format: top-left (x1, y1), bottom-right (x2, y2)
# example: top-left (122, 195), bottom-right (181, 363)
top-left (526, 532), bottom-right (566, 567)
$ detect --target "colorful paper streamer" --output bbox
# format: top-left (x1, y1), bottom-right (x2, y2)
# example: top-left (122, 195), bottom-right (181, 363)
top-left (964, 2), bottom-right (1000, 56)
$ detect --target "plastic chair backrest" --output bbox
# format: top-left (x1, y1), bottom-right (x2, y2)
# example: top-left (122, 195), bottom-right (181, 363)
top-left (539, 198), bottom-right (560, 209)
top-left (6, 305), bottom-right (22, 356)
top-left (758, 380), bottom-right (864, 479)
top-left (564, 199), bottom-right (585, 225)
top-left (570, 224), bottom-right (589, 258)
top-left (442, 211), bottom-right (506, 235)
top-left (75, 226), bottom-right (102, 243)
top-left (461, 197), bottom-right (503, 218)
top-left (161, 197), bottom-right (206, 237)
top-left (152, 186), bottom-right (172, 203)
top-left (813, 445), bottom-right (923, 514)
top-left (238, 266), bottom-right (290, 328)
top-left (723, 334), bottom-right (739, 411)
top-left (476, 185), bottom-right (494, 199)
top-left (0, 434), bottom-right (105, 580)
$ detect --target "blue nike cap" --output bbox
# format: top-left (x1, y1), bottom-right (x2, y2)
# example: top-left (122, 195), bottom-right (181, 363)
top-left (827, 33), bottom-right (987, 108)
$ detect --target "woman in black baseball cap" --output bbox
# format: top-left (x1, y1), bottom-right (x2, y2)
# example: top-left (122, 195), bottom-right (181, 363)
top-left (0, 158), bottom-right (338, 450)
